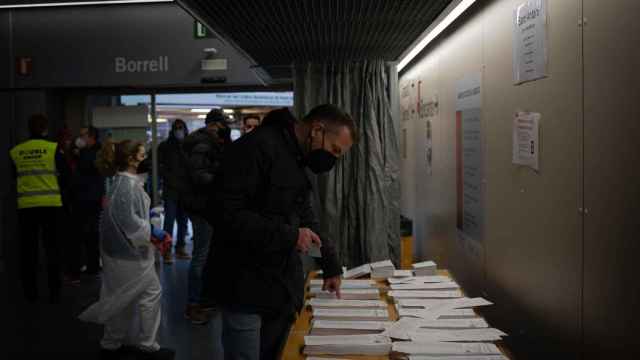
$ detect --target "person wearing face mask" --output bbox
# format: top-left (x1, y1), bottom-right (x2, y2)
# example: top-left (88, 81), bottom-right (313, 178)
top-left (209, 105), bottom-right (357, 360)
top-left (241, 115), bottom-right (261, 135)
top-left (10, 114), bottom-right (71, 303)
top-left (179, 108), bottom-right (230, 324)
top-left (157, 119), bottom-right (191, 264)
top-left (80, 140), bottom-right (175, 360)
top-left (72, 126), bottom-right (105, 277)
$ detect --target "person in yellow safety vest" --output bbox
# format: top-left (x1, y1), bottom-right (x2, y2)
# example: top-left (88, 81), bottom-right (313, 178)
top-left (10, 114), bottom-right (70, 304)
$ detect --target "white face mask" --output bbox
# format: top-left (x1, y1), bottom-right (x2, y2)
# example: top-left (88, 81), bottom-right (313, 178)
top-left (175, 129), bottom-right (185, 140)
top-left (75, 137), bottom-right (87, 149)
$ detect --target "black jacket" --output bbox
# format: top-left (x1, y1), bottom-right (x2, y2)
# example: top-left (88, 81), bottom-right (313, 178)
top-left (72, 143), bottom-right (104, 206)
top-left (158, 135), bottom-right (190, 201)
top-left (181, 128), bottom-right (224, 215)
top-left (210, 109), bottom-right (341, 317)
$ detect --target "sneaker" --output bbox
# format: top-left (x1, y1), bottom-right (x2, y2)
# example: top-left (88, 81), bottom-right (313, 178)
top-left (184, 304), bottom-right (209, 325)
top-left (175, 247), bottom-right (191, 260)
top-left (163, 251), bottom-right (174, 265)
top-left (132, 347), bottom-right (175, 360)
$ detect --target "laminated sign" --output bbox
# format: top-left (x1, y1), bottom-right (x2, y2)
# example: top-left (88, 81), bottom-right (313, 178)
top-left (512, 112), bottom-right (541, 171)
top-left (513, 0), bottom-right (548, 84)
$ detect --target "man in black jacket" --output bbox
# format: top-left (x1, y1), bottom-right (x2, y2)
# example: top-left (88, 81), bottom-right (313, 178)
top-left (211, 105), bottom-right (356, 360)
top-left (182, 109), bottom-right (230, 324)
top-left (158, 119), bottom-right (191, 263)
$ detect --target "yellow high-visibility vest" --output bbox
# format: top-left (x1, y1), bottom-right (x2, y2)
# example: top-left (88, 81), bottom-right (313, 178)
top-left (10, 139), bottom-right (62, 209)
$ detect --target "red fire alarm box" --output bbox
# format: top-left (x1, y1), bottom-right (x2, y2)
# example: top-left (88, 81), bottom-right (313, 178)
top-left (16, 57), bottom-right (32, 76)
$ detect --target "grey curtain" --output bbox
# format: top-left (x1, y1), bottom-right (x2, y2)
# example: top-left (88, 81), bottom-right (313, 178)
top-left (294, 60), bottom-right (401, 268)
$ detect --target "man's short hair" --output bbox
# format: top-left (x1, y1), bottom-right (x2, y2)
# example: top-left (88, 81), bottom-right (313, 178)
top-left (28, 114), bottom-right (48, 137)
top-left (243, 115), bottom-right (260, 125)
top-left (303, 104), bottom-right (358, 143)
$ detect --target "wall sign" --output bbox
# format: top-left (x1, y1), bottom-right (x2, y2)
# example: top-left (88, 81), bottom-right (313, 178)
top-left (114, 56), bottom-right (169, 73)
top-left (513, 0), bottom-right (548, 84)
top-left (512, 111), bottom-right (541, 171)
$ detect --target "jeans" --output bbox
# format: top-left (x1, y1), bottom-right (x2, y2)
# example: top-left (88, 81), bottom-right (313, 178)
top-left (163, 198), bottom-right (188, 249)
top-left (222, 309), bottom-right (294, 360)
top-left (187, 213), bottom-right (212, 304)
top-left (18, 207), bottom-right (62, 301)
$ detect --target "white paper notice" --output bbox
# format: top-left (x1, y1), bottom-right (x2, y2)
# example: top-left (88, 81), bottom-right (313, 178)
top-left (513, 0), bottom-right (548, 84)
top-left (512, 112), bottom-right (541, 171)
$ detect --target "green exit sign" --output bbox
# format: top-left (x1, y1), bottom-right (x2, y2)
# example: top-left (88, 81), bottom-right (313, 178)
top-left (194, 21), bottom-right (214, 39)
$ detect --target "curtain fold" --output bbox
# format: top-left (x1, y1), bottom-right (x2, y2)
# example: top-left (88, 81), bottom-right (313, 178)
top-left (294, 60), bottom-right (400, 268)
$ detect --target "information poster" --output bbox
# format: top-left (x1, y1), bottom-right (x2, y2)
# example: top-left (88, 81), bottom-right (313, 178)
top-left (455, 73), bottom-right (484, 256)
top-left (420, 94), bottom-right (438, 176)
top-left (513, 0), bottom-right (548, 84)
top-left (512, 111), bottom-right (541, 171)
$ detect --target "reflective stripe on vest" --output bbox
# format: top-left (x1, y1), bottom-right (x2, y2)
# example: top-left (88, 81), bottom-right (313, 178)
top-left (10, 139), bottom-right (62, 209)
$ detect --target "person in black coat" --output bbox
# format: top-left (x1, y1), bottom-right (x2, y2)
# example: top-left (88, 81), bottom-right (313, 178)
top-left (210, 105), bottom-right (357, 360)
top-left (158, 119), bottom-right (191, 263)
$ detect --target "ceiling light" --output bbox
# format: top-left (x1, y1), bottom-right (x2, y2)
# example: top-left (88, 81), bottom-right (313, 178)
top-left (223, 109), bottom-right (234, 114)
top-left (197, 114), bottom-right (207, 119)
top-left (157, 118), bottom-right (167, 123)
top-left (0, 0), bottom-right (173, 9)
top-left (397, 0), bottom-right (477, 72)
top-left (191, 108), bottom-right (212, 113)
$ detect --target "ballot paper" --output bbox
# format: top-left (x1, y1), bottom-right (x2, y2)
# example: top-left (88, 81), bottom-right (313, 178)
top-left (307, 298), bottom-right (388, 309)
top-left (388, 290), bottom-right (463, 299)
top-left (307, 358), bottom-right (355, 360)
top-left (392, 341), bottom-right (501, 356)
top-left (408, 356), bottom-right (508, 360)
top-left (397, 297), bottom-right (493, 310)
top-left (310, 320), bottom-right (392, 336)
top-left (309, 243), bottom-right (322, 258)
top-left (343, 264), bottom-right (372, 279)
top-left (370, 259), bottom-right (395, 278)
top-left (388, 275), bottom-right (451, 284)
top-left (310, 279), bottom-right (376, 289)
top-left (312, 308), bottom-right (390, 321)
top-left (413, 261), bottom-right (437, 276)
top-left (399, 308), bottom-right (479, 320)
top-left (408, 328), bottom-right (507, 343)
top-left (303, 334), bottom-right (392, 355)
top-left (385, 318), bottom-right (490, 340)
top-left (393, 269), bottom-right (415, 278)
top-left (312, 288), bottom-right (380, 300)
top-left (390, 281), bottom-right (460, 291)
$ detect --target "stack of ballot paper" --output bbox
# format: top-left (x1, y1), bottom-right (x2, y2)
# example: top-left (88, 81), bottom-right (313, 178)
top-left (396, 297), bottom-right (493, 310)
top-left (303, 334), bottom-right (392, 355)
top-left (310, 320), bottom-right (392, 336)
top-left (392, 341), bottom-right (502, 356)
top-left (388, 275), bottom-right (450, 284)
top-left (398, 308), bottom-right (479, 320)
top-left (390, 281), bottom-right (460, 291)
top-left (413, 261), bottom-right (437, 276)
top-left (343, 264), bottom-right (371, 279)
top-left (386, 318), bottom-right (490, 340)
top-left (392, 269), bottom-right (414, 278)
top-left (388, 290), bottom-right (463, 299)
top-left (406, 356), bottom-right (508, 360)
top-left (310, 279), bottom-right (376, 289)
top-left (408, 328), bottom-right (507, 342)
top-left (307, 298), bottom-right (388, 309)
top-left (312, 308), bottom-right (390, 321)
top-left (370, 260), bottom-right (395, 278)
top-left (311, 288), bottom-right (381, 300)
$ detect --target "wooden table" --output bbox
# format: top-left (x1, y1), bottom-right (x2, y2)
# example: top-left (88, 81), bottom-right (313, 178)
top-left (281, 269), bottom-right (514, 360)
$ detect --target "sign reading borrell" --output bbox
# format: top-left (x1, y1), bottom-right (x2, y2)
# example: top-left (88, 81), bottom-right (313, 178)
top-left (115, 56), bottom-right (169, 73)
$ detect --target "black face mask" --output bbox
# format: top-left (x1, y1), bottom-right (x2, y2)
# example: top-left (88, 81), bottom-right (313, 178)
top-left (305, 129), bottom-right (338, 174)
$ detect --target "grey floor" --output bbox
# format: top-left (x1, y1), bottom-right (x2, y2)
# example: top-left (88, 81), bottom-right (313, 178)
top-left (3, 237), bottom-right (225, 359)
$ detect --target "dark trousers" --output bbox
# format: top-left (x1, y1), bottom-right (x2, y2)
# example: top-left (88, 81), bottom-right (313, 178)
top-left (163, 198), bottom-right (188, 249)
top-left (75, 201), bottom-right (101, 274)
top-left (18, 207), bottom-right (62, 301)
top-left (222, 309), bottom-right (294, 360)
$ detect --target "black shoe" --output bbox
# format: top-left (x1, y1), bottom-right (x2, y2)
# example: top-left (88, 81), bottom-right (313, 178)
top-left (132, 348), bottom-right (175, 360)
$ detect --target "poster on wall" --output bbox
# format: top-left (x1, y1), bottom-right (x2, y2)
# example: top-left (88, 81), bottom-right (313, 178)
top-left (455, 73), bottom-right (484, 260)
top-left (420, 94), bottom-right (439, 176)
top-left (512, 111), bottom-right (541, 171)
top-left (400, 81), bottom-right (411, 122)
top-left (513, 0), bottom-right (548, 84)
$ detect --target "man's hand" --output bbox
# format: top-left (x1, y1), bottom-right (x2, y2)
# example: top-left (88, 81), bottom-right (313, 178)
top-left (296, 228), bottom-right (322, 254)
top-left (322, 276), bottom-right (342, 299)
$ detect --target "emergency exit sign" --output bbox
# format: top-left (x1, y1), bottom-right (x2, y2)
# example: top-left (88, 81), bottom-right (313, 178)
top-left (194, 21), bottom-right (213, 39)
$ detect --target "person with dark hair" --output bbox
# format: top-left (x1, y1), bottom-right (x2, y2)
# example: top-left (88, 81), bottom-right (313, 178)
top-left (10, 114), bottom-right (70, 303)
top-left (210, 104), bottom-right (357, 360)
top-left (72, 125), bottom-right (105, 276)
top-left (158, 119), bottom-right (191, 264)
top-left (180, 108), bottom-right (230, 324)
top-left (80, 140), bottom-right (174, 360)
top-left (242, 115), bottom-right (261, 135)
